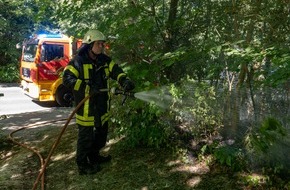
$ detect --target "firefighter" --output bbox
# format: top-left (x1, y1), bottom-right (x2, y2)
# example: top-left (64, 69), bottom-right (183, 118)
top-left (63, 29), bottom-right (135, 175)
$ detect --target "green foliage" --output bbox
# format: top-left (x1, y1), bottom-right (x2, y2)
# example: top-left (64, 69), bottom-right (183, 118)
top-left (112, 102), bottom-right (173, 149)
top-left (1, 0), bottom-right (289, 176)
top-left (26, 0), bottom-right (290, 89)
top-left (172, 78), bottom-right (223, 140)
top-left (214, 145), bottom-right (246, 172)
top-left (264, 48), bottom-right (290, 87)
top-left (0, 0), bottom-right (35, 67)
top-left (245, 117), bottom-right (290, 174)
top-left (245, 117), bottom-right (287, 154)
top-left (0, 64), bottom-right (19, 83)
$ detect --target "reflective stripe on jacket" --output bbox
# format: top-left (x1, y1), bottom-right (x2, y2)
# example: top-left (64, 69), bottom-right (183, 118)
top-left (63, 51), bottom-right (126, 126)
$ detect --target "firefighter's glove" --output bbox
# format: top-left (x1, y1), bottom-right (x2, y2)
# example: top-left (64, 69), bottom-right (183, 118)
top-left (87, 81), bottom-right (100, 96)
top-left (122, 78), bottom-right (135, 92)
top-left (89, 87), bottom-right (100, 96)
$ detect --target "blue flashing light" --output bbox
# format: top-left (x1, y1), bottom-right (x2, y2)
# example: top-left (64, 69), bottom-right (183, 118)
top-left (37, 33), bottom-right (63, 39)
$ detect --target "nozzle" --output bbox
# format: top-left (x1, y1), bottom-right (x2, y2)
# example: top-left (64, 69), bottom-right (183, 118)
top-left (110, 87), bottom-right (121, 95)
top-left (111, 87), bottom-right (135, 97)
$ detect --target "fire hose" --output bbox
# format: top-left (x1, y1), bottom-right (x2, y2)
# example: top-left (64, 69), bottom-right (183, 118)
top-left (8, 118), bottom-right (68, 190)
top-left (8, 87), bottom-right (135, 190)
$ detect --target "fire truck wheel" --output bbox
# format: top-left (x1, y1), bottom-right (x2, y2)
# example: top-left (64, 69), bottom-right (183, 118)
top-left (55, 85), bottom-right (73, 107)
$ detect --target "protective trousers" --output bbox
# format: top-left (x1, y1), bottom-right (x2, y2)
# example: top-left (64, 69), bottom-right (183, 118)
top-left (76, 121), bottom-right (108, 166)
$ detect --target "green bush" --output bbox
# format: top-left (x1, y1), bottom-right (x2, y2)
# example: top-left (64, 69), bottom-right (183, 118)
top-left (245, 117), bottom-right (290, 174)
top-left (214, 145), bottom-right (247, 172)
top-left (110, 77), bottom-right (224, 149)
top-left (0, 64), bottom-right (19, 83)
top-left (112, 101), bottom-right (174, 148)
top-left (171, 78), bottom-right (223, 140)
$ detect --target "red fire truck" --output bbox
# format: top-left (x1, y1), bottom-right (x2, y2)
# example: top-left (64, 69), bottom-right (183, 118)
top-left (19, 33), bottom-right (82, 106)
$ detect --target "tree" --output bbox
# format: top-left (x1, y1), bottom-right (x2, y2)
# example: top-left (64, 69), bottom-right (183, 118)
top-left (3, 0), bottom-right (288, 149)
top-left (0, 0), bottom-right (35, 66)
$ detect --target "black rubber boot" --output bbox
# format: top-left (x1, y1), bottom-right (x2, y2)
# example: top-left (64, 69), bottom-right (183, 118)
top-left (78, 163), bottom-right (101, 175)
top-left (97, 155), bottom-right (112, 163)
top-left (88, 152), bottom-right (112, 165)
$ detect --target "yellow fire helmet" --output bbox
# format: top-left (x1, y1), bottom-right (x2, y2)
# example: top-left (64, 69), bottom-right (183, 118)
top-left (82, 29), bottom-right (106, 44)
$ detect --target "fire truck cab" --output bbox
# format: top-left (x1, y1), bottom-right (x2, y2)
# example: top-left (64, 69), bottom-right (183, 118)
top-left (19, 33), bottom-right (81, 106)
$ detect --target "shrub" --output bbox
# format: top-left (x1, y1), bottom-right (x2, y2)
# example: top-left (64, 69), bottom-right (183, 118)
top-left (245, 117), bottom-right (290, 174)
top-left (213, 144), bottom-right (247, 172)
top-left (0, 64), bottom-right (19, 83)
top-left (171, 78), bottom-right (223, 141)
top-left (112, 100), bottom-right (174, 148)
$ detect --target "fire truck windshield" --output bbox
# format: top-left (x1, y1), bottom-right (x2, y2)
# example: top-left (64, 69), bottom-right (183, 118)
top-left (41, 44), bottom-right (64, 62)
top-left (23, 44), bottom-right (38, 62)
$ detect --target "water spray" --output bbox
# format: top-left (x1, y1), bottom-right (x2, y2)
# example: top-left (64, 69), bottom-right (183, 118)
top-left (111, 86), bottom-right (174, 108)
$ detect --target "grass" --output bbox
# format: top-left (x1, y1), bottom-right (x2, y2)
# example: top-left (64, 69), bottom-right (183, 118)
top-left (1, 124), bottom-right (289, 190)
top-left (1, 125), bottom-right (198, 190)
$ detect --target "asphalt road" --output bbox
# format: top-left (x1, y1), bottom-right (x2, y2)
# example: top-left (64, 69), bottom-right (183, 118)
top-left (0, 83), bottom-right (74, 135)
top-left (0, 83), bottom-right (53, 115)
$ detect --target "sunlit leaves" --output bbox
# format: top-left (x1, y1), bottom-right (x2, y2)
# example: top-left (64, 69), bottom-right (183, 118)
top-left (0, 0), bottom-right (35, 66)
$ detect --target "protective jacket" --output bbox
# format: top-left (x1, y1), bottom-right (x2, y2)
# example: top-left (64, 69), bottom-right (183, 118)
top-left (63, 46), bottom-right (126, 126)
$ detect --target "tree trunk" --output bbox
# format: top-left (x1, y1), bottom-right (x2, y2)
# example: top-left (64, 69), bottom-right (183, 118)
top-left (164, 0), bottom-right (179, 52)
top-left (163, 0), bottom-right (179, 81)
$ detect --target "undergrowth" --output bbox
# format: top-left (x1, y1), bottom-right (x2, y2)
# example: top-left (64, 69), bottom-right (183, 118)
top-left (0, 64), bottom-right (19, 83)
top-left (0, 123), bottom-right (289, 189)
